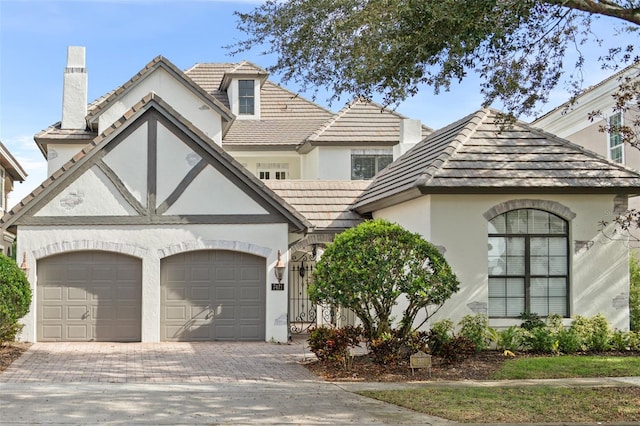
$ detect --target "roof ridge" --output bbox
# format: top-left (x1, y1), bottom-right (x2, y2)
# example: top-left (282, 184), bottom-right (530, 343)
top-left (415, 108), bottom-right (490, 187)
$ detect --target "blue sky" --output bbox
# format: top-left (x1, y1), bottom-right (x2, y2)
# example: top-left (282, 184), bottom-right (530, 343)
top-left (0, 0), bottom-right (633, 207)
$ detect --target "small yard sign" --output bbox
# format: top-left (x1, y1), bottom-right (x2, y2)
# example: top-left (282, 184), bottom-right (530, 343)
top-left (410, 351), bottom-right (431, 376)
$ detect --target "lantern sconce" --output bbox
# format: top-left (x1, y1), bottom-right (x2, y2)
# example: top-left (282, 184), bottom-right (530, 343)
top-left (19, 252), bottom-right (29, 276)
top-left (274, 250), bottom-right (286, 283)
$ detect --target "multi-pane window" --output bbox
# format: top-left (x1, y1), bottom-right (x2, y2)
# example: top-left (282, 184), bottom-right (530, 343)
top-left (238, 80), bottom-right (255, 115)
top-left (609, 112), bottom-right (623, 163)
top-left (257, 162), bottom-right (288, 180)
top-left (488, 209), bottom-right (569, 318)
top-left (351, 153), bottom-right (393, 180)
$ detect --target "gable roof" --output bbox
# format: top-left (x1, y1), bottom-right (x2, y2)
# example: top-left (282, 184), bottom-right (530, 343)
top-left (219, 60), bottom-right (269, 90)
top-left (266, 180), bottom-right (370, 232)
top-left (86, 56), bottom-right (235, 131)
top-left (3, 93), bottom-right (311, 233)
top-left (354, 108), bottom-right (640, 213)
top-left (300, 98), bottom-right (432, 152)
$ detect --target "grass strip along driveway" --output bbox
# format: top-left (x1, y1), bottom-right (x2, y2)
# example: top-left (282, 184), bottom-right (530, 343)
top-left (357, 355), bottom-right (640, 424)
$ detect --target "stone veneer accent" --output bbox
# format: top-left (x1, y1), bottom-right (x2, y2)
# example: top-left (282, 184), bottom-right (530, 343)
top-left (483, 199), bottom-right (576, 221)
top-left (158, 239), bottom-right (271, 259)
top-left (33, 240), bottom-right (149, 259)
top-left (289, 234), bottom-right (335, 254)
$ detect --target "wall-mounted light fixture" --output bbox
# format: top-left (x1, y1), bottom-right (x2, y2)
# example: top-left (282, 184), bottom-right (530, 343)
top-left (274, 249), bottom-right (286, 283)
top-left (19, 252), bottom-right (29, 276)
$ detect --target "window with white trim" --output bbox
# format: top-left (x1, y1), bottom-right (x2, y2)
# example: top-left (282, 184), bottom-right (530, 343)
top-left (238, 80), bottom-right (255, 115)
top-left (608, 112), bottom-right (623, 163)
top-left (488, 209), bottom-right (569, 318)
top-left (351, 150), bottom-right (393, 180)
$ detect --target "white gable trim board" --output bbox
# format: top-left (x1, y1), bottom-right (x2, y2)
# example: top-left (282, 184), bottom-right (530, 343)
top-left (13, 100), bottom-right (303, 343)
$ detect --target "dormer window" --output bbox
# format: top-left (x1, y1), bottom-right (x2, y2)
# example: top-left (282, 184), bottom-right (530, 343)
top-left (238, 80), bottom-right (255, 115)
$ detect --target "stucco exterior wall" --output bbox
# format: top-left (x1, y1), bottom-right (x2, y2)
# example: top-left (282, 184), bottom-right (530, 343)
top-left (300, 149), bottom-right (320, 180)
top-left (317, 147), bottom-right (352, 180)
top-left (18, 223), bottom-right (291, 343)
top-left (375, 193), bottom-right (631, 331)
top-left (97, 68), bottom-right (223, 143)
top-left (47, 144), bottom-right (89, 176)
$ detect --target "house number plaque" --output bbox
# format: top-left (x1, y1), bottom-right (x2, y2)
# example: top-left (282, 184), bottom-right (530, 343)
top-left (410, 351), bottom-right (432, 376)
top-left (271, 282), bottom-right (284, 291)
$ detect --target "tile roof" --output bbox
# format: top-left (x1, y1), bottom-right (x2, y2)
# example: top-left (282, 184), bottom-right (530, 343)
top-left (3, 93), bottom-right (312, 233)
top-left (354, 108), bottom-right (640, 212)
top-left (266, 180), bottom-right (370, 231)
top-left (306, 99), bottom-right (432, 145)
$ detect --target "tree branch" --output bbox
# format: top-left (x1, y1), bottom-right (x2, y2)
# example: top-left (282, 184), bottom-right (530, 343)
top-left (545, 0), bottom-right (640, 25)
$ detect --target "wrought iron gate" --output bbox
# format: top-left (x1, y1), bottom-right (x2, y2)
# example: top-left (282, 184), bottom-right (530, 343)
top-left (288, 250), bottom-right (356, 335)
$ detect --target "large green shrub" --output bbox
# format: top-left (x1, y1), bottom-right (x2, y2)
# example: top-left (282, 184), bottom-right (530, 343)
top-left (458, 314), bottom-right (492, 352)
top-left (0, 254), bottom-right (31, 345)
top-left (311, 219), bottom-right (460, 342)
top-left (630, 251), bottom-right (640, 332)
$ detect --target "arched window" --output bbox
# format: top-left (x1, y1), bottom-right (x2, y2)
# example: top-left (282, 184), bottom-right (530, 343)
top-left (488, 209), bottom-right (569, 318)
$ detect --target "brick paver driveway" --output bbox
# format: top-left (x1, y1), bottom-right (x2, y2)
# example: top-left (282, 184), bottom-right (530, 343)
top-left (0, 340), bottom-right (316, 383)
top-left (0, 340), bottom-right (451, 424)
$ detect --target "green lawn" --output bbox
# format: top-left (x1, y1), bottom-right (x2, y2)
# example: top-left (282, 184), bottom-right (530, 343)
top-left (356, 355), bottom-right (640, 423)
top-left (491, 355), bottom-right (640, 379)
top-left (358, 387), bottom-right (640, 423)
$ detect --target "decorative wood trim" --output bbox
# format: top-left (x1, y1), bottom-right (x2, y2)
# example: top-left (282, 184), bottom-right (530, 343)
top-left (148, 114), bottom-right (158, 215)
top-left (95, 160), bottom-right (147, 215)
top-left (19, 214), bottom-right (282, 226)
top-left (156, 159), bottom-right (208, 215)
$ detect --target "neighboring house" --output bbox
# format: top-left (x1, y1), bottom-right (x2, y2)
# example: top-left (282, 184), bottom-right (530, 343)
top-left (3, 46), bottom-right (639, 343)
top-left (532, 63), bottom-right (640, 204)
top-left (0, 140), bottom-right (27, 256)
top-left (353, 108), bottom-right (640, 331)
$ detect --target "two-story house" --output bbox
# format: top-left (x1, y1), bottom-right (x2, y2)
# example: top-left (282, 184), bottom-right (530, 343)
top-left (4, 47), bottom-right (640, 343)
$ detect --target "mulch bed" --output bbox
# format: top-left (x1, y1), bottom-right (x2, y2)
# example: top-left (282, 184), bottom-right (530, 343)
top-left (303, 350), bottom-right (507, 382)
top-left (0, 343), bottom-right (31, 373)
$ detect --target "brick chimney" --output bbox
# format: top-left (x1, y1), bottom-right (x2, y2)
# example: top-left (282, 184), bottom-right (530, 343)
top-left (61, 46), bottom-right (87, 130)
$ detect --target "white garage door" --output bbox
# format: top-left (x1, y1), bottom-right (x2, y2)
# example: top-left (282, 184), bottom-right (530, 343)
top-left (161, 250), bottom-right (266, 341)
top-left (37, 251), bottom-right (142, 342)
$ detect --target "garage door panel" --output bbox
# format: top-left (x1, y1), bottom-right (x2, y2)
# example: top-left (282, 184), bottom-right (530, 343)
top-left (67, 305), bottom-right (90, 320)
top-left (42, 325), bottom-right (62, 340)
top-left (67, 287), bottom-right (88, 301)
top-left (42, 287), bottom-right (62, 301)
top-left (239, 306), bottom-right (261, 320)
top-left (42, 305), bottom-right (62, 320)
top-left (240, 267), bottom-right (260, 281)
top-left (190, 286), bottom-right (210, 301)
top-left (37, 251), bottom-right (142, 342)
top-left (215, 267), bottom-right (235, 280)
top-left (166, 286), bottom-right (186, 301)
top-left (67, 265), bottom-right (92, 281)
top-left (67, 324), bottom-right (89, 340)
top-left (190, 267), bottom-right (210, 281)
top-left (161, 250), bottom-right (265, 341)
